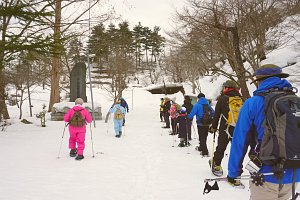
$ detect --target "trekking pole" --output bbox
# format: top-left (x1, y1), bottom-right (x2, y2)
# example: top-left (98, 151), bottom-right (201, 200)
top-left (106, 114), bottom-right (110, 134)
top-left (210, 130), bottom-right (217, 173)
top-left (192, 124), bottom-right (197, 139)
top-left (186, 118), bottom-right (190, 154)
top-left (90, 123), bottom-right (95, 158)
top-left (57, 123), bottom-right (67, 159)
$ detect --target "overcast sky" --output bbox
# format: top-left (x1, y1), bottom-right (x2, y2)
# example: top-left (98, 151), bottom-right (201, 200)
top-left (108, 0), bottom-right (187, 34)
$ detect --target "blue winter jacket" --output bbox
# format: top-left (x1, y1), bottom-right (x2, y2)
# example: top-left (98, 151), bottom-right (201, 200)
top-left (188, 97), bottom-right (214, 126)
top-left (228, 76), bottom-right (300, 184)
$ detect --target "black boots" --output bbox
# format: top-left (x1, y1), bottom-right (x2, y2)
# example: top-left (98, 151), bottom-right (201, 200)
top-left (70, 149), bottom-right (77, 157)
top-left (75, 155), bottom-right (84, 160)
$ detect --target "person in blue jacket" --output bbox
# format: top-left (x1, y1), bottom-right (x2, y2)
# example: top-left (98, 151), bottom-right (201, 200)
top-left (188, 93), bottom-right (214, 156)
top-left (227, 64), bottom-right (300, 199)
top-left (110, 100), bottom-right (126, 138)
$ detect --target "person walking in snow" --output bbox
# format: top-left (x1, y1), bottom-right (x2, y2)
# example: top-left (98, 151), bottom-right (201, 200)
top-left (188, 93), bottom-right (214, 157)
top-left (120, 97), bottom-right (129, 126)
top-left (182, 95), bottom-right (193, 140)
top-left (169, 97), bottom-right (181, 135)
top-left (110, 99), bottom-right (126, 138)
top-left (159, 98), bottom-right (165, 122)
top-left (176, 107), bottom-right (190, 147)
top-left (64, 98), bottom-right (93, 160)
top-left (162, 97), bottom-right (171, 128)
top-left (227, 64), bottom-right (300, 197)
top-left (208, 80), bottom-right (242, 176)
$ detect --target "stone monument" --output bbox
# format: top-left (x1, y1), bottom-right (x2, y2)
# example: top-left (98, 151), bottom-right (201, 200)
top-left (70, 62), bottom-right (87, 102)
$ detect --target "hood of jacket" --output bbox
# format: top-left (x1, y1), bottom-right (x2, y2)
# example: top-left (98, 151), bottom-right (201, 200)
top-left (253, 77), bottom-right (292, 96)
top-left (72, 105), bottom-right (84, 111)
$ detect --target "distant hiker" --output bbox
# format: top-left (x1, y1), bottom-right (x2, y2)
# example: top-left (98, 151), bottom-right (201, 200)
top-left (169, 97), bottom-right (181, 135)
top-left (176, 107), bottom-right (190, 147)
top-left (160, 98), bottom-right (165, 122)
top-left (228, 64), bottom-right (300, 198)
top-left (120, 97), bottom-right (129, 126)
top-left (182, 95), bottom-right (193, 140)
top-left (64, 98), bottom-right (92, 160)
top-left (110, 99), bottom-right (126, 138)
top-left (162, 97), bottom-right (171, 128)
top-left (188, 93), bottom-right (214, 157)
top-left (208, 80), bottom-right (242, 176)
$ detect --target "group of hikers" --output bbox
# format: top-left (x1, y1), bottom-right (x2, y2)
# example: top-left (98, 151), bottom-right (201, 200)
top-left (62, 63), bottom-right (300, 200)
top-left (159, 64), bottom-right (300, 200)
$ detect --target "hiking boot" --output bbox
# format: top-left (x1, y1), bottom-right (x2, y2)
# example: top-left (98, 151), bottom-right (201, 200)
top-left (115, 135), bottom-right (120, 138)
top-left (69, 149), bottom-right (77, 157)
top-left (227, 176), bottom-right (245, 188)
top-left (209, 159), bottom-right (223, 177)
top-left (178, 142), bottom-right (185, 147)
top-left (75, 155), bottom-right (84, 160)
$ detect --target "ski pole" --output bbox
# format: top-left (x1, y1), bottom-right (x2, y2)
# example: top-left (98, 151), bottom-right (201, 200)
top-left (210, 130), bottom-right (217, 173)
top-left (192, 124), bottom-right (197, 139)
top-left (186, 118), bottom-right (190, 154)
top-left (57, 123), bottom-right (67, 159)
top-left (90, 123), bottom-right (95, 158)
top-left (106, 113), bottom-right (110, 134)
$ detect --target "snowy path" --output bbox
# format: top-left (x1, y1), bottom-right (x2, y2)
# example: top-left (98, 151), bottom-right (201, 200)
top-left (0, 88), bottom-right (255, 200)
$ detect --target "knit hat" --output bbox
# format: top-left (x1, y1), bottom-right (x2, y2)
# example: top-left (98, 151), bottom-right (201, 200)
top-left (197, 93), bottom-right (205, 98)
top-left (75, 98), bottom-right (84, 105)
top-left (180, 107), bottom-right (187, 113)
top-left (160, 98), bottom-right (164, 100)
top-left (184, 96), bottom-right (191, 101)
top-left (251, 64), bottom-right (289, 84)
top-left (223, 80), bottom-right (239, 89)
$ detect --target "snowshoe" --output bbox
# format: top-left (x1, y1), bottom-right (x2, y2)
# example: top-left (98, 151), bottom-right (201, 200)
top-left (228, 180), bottom-right (245, 189)
top-left (75, 155), bottom-right (84, 160)
top-left (209, 159), bottom-right (223, 177)
top-left (200, 151), bottom-right (209, 157)
top-left (69, 149), bottom-right (77, 157)
top-left (115, 135), bottom-right (120, 138)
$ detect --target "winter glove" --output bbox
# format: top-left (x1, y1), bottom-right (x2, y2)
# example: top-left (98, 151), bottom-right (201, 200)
top-left (209, 126), bottom-right (217, 133)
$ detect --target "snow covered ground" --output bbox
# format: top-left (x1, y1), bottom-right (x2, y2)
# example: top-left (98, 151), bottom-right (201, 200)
top-left (0, 86), bottom-right (251, 200)
top-left (1, 84), bottom-right (299, 200)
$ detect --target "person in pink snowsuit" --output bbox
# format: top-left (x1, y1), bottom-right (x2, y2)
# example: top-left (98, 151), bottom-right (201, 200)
top-left (64, 98), bottom-right (92, 160)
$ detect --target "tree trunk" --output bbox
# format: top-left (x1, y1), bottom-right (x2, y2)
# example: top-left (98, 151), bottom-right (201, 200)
top-left (48, 0), bottom-right (62, 112)
top-left (231, 27), bottom-right (251, 99)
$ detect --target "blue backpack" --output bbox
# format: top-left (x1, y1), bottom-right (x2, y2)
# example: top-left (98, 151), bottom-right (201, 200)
top-left (259, 88), bottom-right (300, 173)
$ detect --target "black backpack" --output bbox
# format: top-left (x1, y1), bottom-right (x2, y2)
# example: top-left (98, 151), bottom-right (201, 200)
top-left (199, 104), bottom-right (213, 126)
top-left (69, 110), bottom-right (86, 127)
top-left (258, 88), bottom-right (300, 174)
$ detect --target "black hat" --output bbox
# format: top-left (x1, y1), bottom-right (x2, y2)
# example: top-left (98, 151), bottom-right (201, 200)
top-left (223, 80), bottom-right (239, 89)
top-left (160, 98), bottom-right (164, 100)
top-left (197, 93), bottom-right (205, 98)
top-left (250, 64), bottom-right (289, 84)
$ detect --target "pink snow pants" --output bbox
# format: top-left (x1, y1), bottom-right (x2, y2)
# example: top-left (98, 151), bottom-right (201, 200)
top-left (68, 127), bottom-right (86, 155)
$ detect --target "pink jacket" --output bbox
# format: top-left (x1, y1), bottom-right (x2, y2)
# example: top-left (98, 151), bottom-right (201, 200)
top-left (64, 105), bottom-right (93, 132)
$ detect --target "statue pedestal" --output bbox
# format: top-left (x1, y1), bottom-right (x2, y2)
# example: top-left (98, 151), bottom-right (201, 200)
top-left (51, 102), bottom-right (102, 121)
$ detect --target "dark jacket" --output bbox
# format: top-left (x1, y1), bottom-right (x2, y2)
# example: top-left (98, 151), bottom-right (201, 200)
top-left (176, 113), bottom-right (188, 138)
top-left (228, 77), bottom-right (300, 184)
top-left (182, 99), bottom-right (193, 114)
top-left (163, 100), bottom-right (171, 114)
top-left (211, 89), bottom-right (242, 132)
top-left (121, 100), bottom-right (129, 112)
